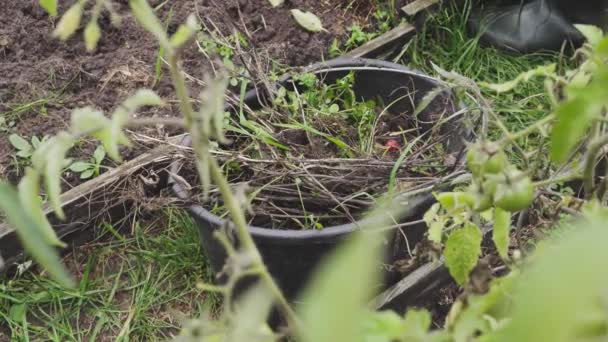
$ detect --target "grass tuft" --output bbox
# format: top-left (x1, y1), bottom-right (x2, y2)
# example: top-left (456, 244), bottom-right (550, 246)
top-left (0, 209), bottom-right (216, 341)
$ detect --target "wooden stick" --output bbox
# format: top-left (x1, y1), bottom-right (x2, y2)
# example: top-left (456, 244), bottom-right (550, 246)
top-left (402, 0), bottom-right (441, 17)
top-left (344, 22), bottom-right (417, 59)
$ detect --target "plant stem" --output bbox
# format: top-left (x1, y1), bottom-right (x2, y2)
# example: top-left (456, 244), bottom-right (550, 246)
top-left (208, 156), bottom-right (301, 330)
top-left (166, 49), bottom-right (300, 331)
top-left (499, 113), bottom-right (555, 145)
top-left (167, 52), bottom-right (195, 128)
top-left (533, 173), bottom-right (581, 187)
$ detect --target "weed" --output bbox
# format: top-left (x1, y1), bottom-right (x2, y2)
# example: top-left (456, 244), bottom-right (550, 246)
top-left (9, 134), bottom-right (48, 160)
top-left (68, 145), bottom-right (106, 179)
top-left (0, 117), bottom-right (15, 133)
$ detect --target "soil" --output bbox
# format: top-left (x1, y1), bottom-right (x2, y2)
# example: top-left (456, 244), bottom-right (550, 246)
top-left (0, 0), bottom-right (377, 187)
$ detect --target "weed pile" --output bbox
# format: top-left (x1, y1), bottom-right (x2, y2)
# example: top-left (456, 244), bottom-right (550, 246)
top-left (179, 72), bottom-right (461, 229)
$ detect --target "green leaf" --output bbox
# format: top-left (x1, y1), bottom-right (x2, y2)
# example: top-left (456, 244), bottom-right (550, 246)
top-left (364, 309), bottom-right (432, 341)
top-left (129, 0), bottom-right (171, 49)
top-left (328, 103), bottom-right (340, 113)
top-left (268, 0), bottom-right (284, 7)
top-left (40, 0), bottom-right (57, 16)
top-left (402, 309), bottom-right (432, 339)
top-left (0, 182), bottom-right (74, 288)
top-left (424, 203), bottom-right (444, 244)
top-left (105, 89), bottom-right (163, 161)
top-left (70, 107), bottom-right (109, 134)
top-left (388, 135), bottom-right (424, 193)
top-left (93, 145), bottom-right (106, 165)
top-left (69, 161), bottom-right (90, 172)
top-left (413, 86), bottom-right (446, 117)
top-left (494, 217), bottom-right (608, 341)
top-left (291, 9), bottom-right (327, 33)
top-left (52, 2), bottom-right (83, 41)
top-left (297, 197), bottom-right (414, 342)
top-left (299, 232), bottom-right (381, 342)
top-left (449, 276), bottom-right (515, 341)
top-left (493, 208), bottom-right (511, 260)
top-left (9, 134), bottom-right (32, 152)
top-left (84, 20), bottom-right (102, 52)
top-left (9, 303), bottom-right (26, 322)
top-left (18, 168), bottom-right (66, 247)
top-left (80, 169), bottom-right (95, 179)
top-left (444, 224), bottom-right (482, 286)
top-left (31, 136), bottom-right (40, 146)
top-left (32, 133), bottom-right (74, 219)
top-left (550, 97), bottom-right (598, 163)
top-left (16, 150), bottom-right (33, 158)
top-left (574, 24), bottom-right (604, 47)
top-left (364, 311), bottom-right (406, 341)
top-left (436, 192), bottom-right (475, 211)
top-left (169, 14), bottom-right (199, 48)
top-left (228, 282), bottom-right (275, 342)
top-left (479, 64), bottom-right (556, 93)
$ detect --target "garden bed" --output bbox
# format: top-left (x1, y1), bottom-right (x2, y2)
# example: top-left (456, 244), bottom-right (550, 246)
top-left (0, 0), bottom-right (468, 331)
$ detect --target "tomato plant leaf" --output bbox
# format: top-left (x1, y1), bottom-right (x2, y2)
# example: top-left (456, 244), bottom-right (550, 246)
top-left (291, 9), bottom-right (326, 33)
top-left (39, 0), bottom-right (57, 16)
top-left (297, 198), bottom-right (423, 342)
top-left (129, 0), bottom-right (171, 49)
top-left (298, 232), bottom-right (381, 342)
top-left (401, 309), bottom-right (432, 339)
top-left (71, 107), bottom-right (109, 134)
top-left (479, 64), bottom-right (556, 93)
top-left (106, 89), bottom-right (163, 161)
top-left (450, 275), bottom-right (515, 341)
top-left (228, 282), bottom-right (275, 342)
top-left (170, 15), bottom-right (199, 48)
top-left (444, 224), bottom-right (482, 286)
top-left (493, 208), bottom-right (511, 260)
top-left (495, 217), bottom-right (608, 341)
top-left (18, 168), bottom-right (66, 247)
top-left (0, 182), bottom-right (74, 288)
top-left (550, 97), bottom-right (598, 163)
top-left (436, 192), bottom-right (475, 211)
top-left (32, 133), bottom-right (74, 219)
top-left (363, 309), bottom-right (432, 341)
top-left (84, 20), bottom-right (101, 52)
top-left (574, 24), bottom-right (604, 47)
top-left (52, 2), bottom-right (83, 41)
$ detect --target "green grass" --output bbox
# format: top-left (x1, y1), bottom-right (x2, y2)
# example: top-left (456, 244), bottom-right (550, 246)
top-left (0, 210), bottom-right (216, 341)
top-left (400, 2), bottom-right (573, 137)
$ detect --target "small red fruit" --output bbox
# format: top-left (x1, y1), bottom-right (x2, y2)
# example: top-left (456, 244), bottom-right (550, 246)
top-left (385, 139), bottom-right (401, 152)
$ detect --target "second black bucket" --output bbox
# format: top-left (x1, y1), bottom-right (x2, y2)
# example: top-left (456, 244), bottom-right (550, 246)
top-left (170, 58), bottom-right (466, 301)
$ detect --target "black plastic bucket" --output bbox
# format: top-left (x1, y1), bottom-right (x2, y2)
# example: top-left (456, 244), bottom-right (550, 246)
top-left (170, 58), bottom-right (466, 301)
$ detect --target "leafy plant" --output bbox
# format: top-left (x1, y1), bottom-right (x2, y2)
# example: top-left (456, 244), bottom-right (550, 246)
top-left (0, 117), bottom-right (16, 133)
top-left (9, 134), bottom-right (48, 160)
top-left (68, 145), bottom-right (106, 179)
